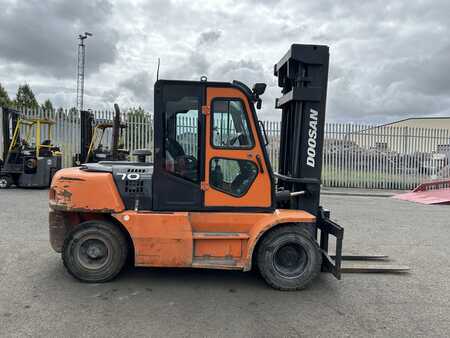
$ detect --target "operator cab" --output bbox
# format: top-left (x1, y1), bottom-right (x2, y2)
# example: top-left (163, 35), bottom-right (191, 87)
top-left (151, 79), bottom-right (274, 211)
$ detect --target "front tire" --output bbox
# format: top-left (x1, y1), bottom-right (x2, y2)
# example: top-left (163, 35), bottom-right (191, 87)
top-left (62, 221), bottom-right (128, 283)
top-left (257, 225), bottom-right (322, 291)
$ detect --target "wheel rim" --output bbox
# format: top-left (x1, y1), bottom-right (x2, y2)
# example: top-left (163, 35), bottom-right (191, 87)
top-left (273, 243), bottom-right (308, 279)
top-left (75, 236), bottom-right (112, 270)
top-left (0, 178), bottom-right (8, 188)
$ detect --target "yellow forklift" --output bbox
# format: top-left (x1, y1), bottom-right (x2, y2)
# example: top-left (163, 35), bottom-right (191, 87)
top-left (72, 104), bottom-right (129, 165)
top-left (0, 107), bottom-right (62, 188)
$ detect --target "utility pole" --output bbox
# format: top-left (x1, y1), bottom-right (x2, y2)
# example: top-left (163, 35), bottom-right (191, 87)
top-left (76, 32), bottom-right (92, 112)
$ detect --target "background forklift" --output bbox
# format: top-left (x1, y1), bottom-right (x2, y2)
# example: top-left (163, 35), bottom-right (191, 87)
top-left (49, 44), bottom-right (405, 290)
top-left (72, 104), bottom-right (129, 165)
top-left (0, 107), bottom-right (62, 188)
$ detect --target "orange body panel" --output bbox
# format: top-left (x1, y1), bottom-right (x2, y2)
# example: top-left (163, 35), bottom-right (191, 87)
top-left (111, 209), bottom-right (315, 270)
top-left (191, 209), bottom-right (315, 269)
top-left (203, 87), bottom-right (272, 208)
top-left (194, 239), bottom-right (242, 258)
top-left (49, 168), bottom-right (125, 213)
top-left (245, 209), bottom-right (316, 269)
top-left (112, 211), bottom-right (193, 267)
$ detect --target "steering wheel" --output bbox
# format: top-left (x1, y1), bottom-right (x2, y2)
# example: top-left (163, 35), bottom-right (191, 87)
top-left (173, 155), bottom-right (198, 180)
top-left (223, 132), bottom-right (243, 147)
top-left (182, 155), bottom-right (197, 170)
top-left (175, 155), bottom-right (197, 171)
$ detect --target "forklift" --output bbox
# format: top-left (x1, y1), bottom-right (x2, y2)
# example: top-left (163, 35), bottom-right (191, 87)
top-left (0, 107), bottom-right (62, 188)
top-left (49, 44), bottom-right (404, 290)
top-left (72, 104), bottom-right (129, 166)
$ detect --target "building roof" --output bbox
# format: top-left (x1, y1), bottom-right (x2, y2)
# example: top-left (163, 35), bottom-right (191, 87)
top-left (379, 116), bottom-right (450, 128)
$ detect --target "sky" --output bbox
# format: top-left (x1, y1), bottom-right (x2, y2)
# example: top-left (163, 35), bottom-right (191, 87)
top-left (0, 0), bottom-right (449, 123)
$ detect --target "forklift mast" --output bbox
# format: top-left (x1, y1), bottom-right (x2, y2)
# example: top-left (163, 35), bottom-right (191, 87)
top-left (1, 107), bottom-right (20, 162)
top-left (80, 110), bottom-right (94, 163)
top-left (275, 45), bottom-right (343, 279)
top-left (274, 44), bottom-right (329, 216)
top-left (111, 104), bottom-right (121, 161)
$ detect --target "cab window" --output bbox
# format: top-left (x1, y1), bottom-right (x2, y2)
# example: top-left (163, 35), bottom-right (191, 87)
top-left (164, 96), bottom-right (199, 182)
top-left (211, 99), bottom-right (253, 148)
top-left (210, 158), bottom-right (258, 197)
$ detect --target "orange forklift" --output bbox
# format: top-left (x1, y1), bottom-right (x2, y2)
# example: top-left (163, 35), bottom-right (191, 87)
top-left (49, 44), bottom-right (344, 290)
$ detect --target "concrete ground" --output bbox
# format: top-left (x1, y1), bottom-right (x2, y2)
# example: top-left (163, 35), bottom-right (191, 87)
top-left (0, 189), bottom-right (449, 337)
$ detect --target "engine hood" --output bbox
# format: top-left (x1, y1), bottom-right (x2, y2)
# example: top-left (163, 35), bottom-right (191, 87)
top-left (50, 162), bottom-right (154, 212)
top-left (49, 167), bottom-right (125, 213)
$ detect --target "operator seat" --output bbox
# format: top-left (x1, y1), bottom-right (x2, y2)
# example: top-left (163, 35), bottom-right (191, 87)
top-left (40, 139), bottom-right (52, 156)
top-left (165, 137), bottom-right (185, 158)
top-left (165, 137), bottom-right (198, 180)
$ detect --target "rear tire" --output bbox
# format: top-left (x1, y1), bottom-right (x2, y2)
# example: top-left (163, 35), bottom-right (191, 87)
top-left (62, 221), bottom-right (128, 283)
top-left (257, 225), bottom-right (322, 291)
top-left (0, 175), bottom-right (13, 189)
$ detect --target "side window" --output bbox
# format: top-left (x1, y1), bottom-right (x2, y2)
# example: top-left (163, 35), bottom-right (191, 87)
top-left (212, 99), bottom-right (253, 148)
top-left (210, 158), bottom-right (258, 197)
top-left (164, 96), bottom-right (199, 182)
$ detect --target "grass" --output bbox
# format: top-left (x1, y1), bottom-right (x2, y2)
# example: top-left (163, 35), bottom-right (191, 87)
top-left (322, 166), bottom-right (423, 190)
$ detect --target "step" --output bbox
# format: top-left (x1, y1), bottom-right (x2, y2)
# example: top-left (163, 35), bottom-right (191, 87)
top-left (192, 232), bottom-right (249, 240)
top-left (191, 257), bottom-right (244, 270)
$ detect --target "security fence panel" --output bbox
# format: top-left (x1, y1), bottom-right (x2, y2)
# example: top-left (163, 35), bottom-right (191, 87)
top-left (14, 107), bottom-right (450, 190)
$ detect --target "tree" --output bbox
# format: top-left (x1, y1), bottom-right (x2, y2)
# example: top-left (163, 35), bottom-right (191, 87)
top-left (68, 107), bottom-right (78, 116)
top-left (15, 84), bottom-right (38, 109)
top-left (0, 83), bottom-right (11, 107)
top-left (56, 107), bottom-right (65, 118)
top-left (127, 106), bottom-right (146, 116)
top-left (41, 99), bottom-right (54, 112)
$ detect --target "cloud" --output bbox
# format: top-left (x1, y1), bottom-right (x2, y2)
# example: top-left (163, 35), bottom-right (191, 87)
top-left (212, 59), bottom-right (266, 84)
top-left (100, 71), bottom-right (153, 110)
top-left (375, 44), bottom-right (450, 96)
top-left (162, 29), bottom-right (220, 81)
top-left (0, 0), bottom-right (118, 78)
top-left (197, 30), bottom-right (222, 46)
top-left (119, 71), bottom-right (153, 101)
top-left (0, 0), bottom-right (450, 123)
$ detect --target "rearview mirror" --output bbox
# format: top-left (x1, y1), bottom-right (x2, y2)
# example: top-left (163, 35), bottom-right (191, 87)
top-left (252, 83), bottom-right (266, 96)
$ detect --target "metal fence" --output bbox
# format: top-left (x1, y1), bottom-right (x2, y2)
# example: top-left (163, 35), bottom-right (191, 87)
top-left (322, 124), bottom-right (450, 190)
top-left (13, 108), bottom-right (450, 190)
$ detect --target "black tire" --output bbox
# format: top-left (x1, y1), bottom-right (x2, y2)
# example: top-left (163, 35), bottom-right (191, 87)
top-left (257, 225), bottom-right (322, 291)
top-left (62, 220), bottom-right (128, 283)
top-left (0, 175), bottom-right (13, 189)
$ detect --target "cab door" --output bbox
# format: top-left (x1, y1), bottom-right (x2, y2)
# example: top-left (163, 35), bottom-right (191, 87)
top-left (152, 81), bottom-right (204, 211)
top-left (203, 87), bottom-right (273, 209)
